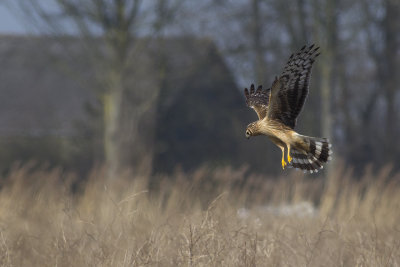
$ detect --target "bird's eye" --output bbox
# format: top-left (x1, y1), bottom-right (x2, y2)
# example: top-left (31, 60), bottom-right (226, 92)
top-left (246, 131), bottom-right (250, 135)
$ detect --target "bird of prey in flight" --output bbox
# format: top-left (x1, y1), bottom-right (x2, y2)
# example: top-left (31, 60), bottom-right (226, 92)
top-left (244, 44), bottom-right (332, 173)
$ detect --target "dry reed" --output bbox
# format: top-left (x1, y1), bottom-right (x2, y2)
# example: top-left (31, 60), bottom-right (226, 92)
top-left (0, 163), bottom-right (398, 266)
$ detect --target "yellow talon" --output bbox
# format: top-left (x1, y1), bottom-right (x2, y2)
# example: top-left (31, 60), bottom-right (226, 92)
top-left (287, 154), bottom-right (292, 163)
top-left (281, 159), bottom-right (287, 169)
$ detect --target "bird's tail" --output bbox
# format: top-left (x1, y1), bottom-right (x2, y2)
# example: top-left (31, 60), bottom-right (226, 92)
top-left (289, 136), bottom-right (332, 173)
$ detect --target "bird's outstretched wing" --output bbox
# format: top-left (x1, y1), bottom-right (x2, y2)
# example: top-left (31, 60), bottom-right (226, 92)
top-left (244, 84), bottom-right (271, 120)
top-left (267, 44), bottom-right (320, 128)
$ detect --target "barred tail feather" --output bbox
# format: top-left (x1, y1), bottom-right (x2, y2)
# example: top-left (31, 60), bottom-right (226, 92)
top-left (289, 136), bottom-right (332, 173)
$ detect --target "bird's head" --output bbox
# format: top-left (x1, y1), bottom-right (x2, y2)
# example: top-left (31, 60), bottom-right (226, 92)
top-left (245, 122), bottom-right (259, 139)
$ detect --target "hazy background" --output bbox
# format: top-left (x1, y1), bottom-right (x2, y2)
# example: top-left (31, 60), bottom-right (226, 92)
top-left (0, 0), bottom-right (398, 180)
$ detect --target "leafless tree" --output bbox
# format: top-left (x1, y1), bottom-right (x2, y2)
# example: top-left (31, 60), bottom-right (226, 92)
top-left (8, 0), bottom-right (184, 178)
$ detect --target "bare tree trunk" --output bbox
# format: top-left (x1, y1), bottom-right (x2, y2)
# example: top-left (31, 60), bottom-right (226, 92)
top-left (320, 61), bottom-right (333, 142)
top-left (251, 0), bottom-right (267, 85)
top-left (313, 0), bottom-right (338, 178)
top-left (382, 0), bottom-right (400, 159)
top-left (103, 81), bottom-right (123, 179)
top-left (319, 45), bottom-right (334, 180)
top-left (296, 0), bottom-right (309, 43)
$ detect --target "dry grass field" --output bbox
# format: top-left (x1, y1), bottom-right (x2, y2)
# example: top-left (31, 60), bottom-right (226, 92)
top-left (0, 163), bottom-right (399, 266)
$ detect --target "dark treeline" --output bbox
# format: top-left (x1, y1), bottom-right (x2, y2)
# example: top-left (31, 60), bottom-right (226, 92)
top-left (2, 0), bottom-right (399, 177)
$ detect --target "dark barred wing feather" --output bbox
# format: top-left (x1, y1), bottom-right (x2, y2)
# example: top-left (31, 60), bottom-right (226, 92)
top-left (267, 44), bottom-right (320, 128)
top-left (244, 84), bottom-right (270, 120)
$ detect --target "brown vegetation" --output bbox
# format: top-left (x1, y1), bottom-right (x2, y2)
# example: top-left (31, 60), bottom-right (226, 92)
top-left (0, 164), bottom-right (399, 266)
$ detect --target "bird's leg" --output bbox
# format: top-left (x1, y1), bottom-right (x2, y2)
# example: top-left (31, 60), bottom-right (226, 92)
top-left (287, 144), bottom-right (292, 163)
top-left (279, 145), bottom-right (287, 169)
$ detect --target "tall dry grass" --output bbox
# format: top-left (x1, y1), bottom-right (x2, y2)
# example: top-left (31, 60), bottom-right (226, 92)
top-left (0, 163), bottom-right (399, 266)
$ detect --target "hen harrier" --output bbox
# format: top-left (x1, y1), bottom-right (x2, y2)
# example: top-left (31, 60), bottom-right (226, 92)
top-left (244, 44), bottom-right (332, 173)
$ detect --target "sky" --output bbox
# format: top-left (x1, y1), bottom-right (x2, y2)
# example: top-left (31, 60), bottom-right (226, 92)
top-left (0, 1), bottom-right (156, 35)
top-left (0, 5), bottom-right (27, 34)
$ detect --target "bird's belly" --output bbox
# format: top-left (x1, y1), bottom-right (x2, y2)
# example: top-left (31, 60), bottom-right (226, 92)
top-left (265, 128), bottom-right (296, 147)
top-left (267, 134), bottom-right (286, 147)
top-left (260, 120), bottom-right (295, 146)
